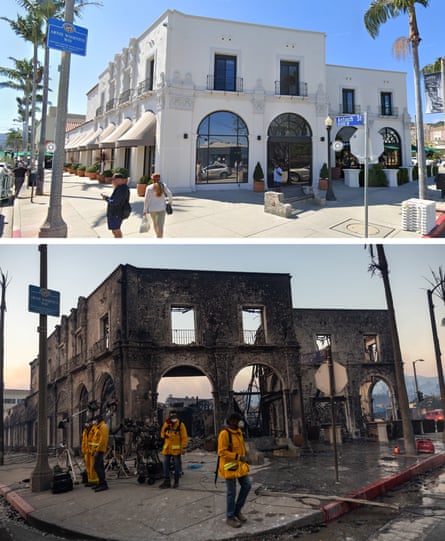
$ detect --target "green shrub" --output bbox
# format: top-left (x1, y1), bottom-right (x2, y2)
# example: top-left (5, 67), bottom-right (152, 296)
top-left (103, 169), bottom-right (113, 178)
top-left (86, 165), bottom-right (99, 173)
top-left (112, 167), bottom-right (129, 177)
top-left (138, 175), bottom-right (151, 184)
top-left (77, 164), bottom-right (86, 171)
top-left (319, 163), bottom-right (329, 179)
top-left (253, 162), bottom-right (264, 181)
top-left (397, 167), bottom-right (409, 186)
top-left (359, 164), bottom-right (387, 187)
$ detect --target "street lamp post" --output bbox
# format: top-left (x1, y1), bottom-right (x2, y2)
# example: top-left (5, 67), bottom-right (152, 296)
top-left (427, 284), bottom-right (445, 443)
top-left (413, 359), bottom-right (424, 402)
top-left (325, 116), bottom-right (336, 201)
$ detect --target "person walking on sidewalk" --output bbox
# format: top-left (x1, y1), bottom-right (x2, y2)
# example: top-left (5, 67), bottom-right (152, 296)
top-left (101, 173), bottom-right (131, 238)
top-left (12, 161), bottom-right (29, 197)
top-left (273, 163), bottom-right (282, 190)
top-left (91, 414), bottom-right (109, 492)
top-left (159, 409), bottom-right (188, 488)
top-left (217, 412), bottom-right (251, 529)
top-left (143, 173), bottom-right (173, 238)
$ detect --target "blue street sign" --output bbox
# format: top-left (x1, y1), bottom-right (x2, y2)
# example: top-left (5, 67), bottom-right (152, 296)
top-left (335, 114), bottom-right (364, 127)
top-left (28, 285), bottom-right (60, 317)
top-left (47, 18), bottom-right (88, 56)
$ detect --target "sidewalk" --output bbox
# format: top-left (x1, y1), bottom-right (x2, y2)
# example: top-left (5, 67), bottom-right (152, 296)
top-left (1, 437), bottom-right (445, 541)
top-left (1, 171), bottom-right (445, 239)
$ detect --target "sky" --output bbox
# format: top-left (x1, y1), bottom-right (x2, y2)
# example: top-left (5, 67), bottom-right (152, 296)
top-left (1, 241), bottom-right (444, 401)
top-left (1, 0), bottom-right (445, 133)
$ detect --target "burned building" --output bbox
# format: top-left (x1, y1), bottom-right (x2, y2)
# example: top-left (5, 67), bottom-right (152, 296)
top-left (4, 266), bottom-right (398, 452)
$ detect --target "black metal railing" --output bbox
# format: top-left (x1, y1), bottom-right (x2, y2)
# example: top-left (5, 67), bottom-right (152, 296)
top-left (118, 89), bottom-right (132, 105)
top-left (206, 75), bottom-right (243, 92)
top-left (105, 99), bottom-right (116, 112)
top-left (137, 78), bottom-right (153, 95)
top-left (274, 81), bottom-right (308, 97)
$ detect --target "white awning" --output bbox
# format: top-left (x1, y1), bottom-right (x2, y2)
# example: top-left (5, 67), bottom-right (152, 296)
top-left (70, 130), bottom-right (94, 150)
top-left (79, 127), bottom-right (103, 149)
top-left (100, 118), bottom-right (133, 148)
top-left (115, 111), bottom-right (156, 148)
top-left (88, 123), bottom-right (116, 149)
top-left (65, 131), bottom-right (89, 150)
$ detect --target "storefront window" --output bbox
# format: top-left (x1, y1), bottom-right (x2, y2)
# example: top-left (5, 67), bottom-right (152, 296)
top-left (196, 111), bottom-right (249, 184)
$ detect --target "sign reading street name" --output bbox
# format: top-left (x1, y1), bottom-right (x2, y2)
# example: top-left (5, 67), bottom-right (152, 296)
top-left (335, 114), bottom-right (364, 127)
top-left (28, 285), bottom-right (60, 317)
top-left (47, 18), bottom-right (88, 56)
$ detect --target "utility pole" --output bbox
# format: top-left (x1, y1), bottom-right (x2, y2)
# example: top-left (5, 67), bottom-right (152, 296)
top-left (0, 269), bottom-right (9, 466)
top-left (372, 245), bottom-right (416, 455)
top-left (31, 245), bottom-right (52, 491)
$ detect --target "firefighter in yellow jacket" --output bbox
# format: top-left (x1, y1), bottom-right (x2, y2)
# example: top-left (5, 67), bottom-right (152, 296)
top-left (81, 420), bottom-right (99, 486)
top-left (217, 412), bottom-right (251, 529)
top-left (159, 409), bottom-right (188, 488)
top-left (90, 414), bottom-right (109, 492)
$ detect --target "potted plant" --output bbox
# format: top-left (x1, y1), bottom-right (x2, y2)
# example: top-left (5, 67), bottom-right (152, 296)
top-left (64, 163), bottom-right (71, 172)
top-left (85, 165), bottom-right (98, 180)
top-left (318, 163), bottom-right (329, 190)
top-left (70, 163), bottom-right (79, 174)
top-left (102, 169), bottom-right (113, 184)
top-left (253, 162), bottom-right (265, 192)
top-left (77, 164), bottom-right (86, 177)
top-left (112, 167), bottom-right (129, 182)
top-left (137, 174), bottom-right (152, 196)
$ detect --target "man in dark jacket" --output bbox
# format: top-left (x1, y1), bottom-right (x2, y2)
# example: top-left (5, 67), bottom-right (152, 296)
top-left (12, 162), bottom-right (29, 197)
top-left (102, 173), bottom-right (131, 237)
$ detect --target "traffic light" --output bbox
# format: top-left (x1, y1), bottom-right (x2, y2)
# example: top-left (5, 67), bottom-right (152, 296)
top-left (417, 391), bottom-right (424, 402)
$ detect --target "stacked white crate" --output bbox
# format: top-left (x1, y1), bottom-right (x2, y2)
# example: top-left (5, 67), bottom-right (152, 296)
top-left (401, 198), bottom-right (436, 234)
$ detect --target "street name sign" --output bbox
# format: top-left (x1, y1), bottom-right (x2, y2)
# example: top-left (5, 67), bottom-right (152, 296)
top-left (47, 18), bottom-right (88, 56)
top-left (28, 285), bottom-right (60, 317)
top-left (335, 114), bottom-right (364, 127)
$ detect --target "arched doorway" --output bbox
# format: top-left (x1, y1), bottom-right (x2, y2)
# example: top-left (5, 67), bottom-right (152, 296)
top-left (360, 377), bottom-right (397, 429)
top-left (267, 113), bottom-right (312, 187)
top-left (158, 365), bottom-right (214, 437)
top-left (196, 111), bottom-right (249, 184)
top-left (233, 364), bottom-right (286, 437)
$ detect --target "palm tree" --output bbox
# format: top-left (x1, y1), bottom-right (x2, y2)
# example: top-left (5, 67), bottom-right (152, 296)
top-left (364, 0), bottom-right (430, 201)
top-left (422, 57), bottom-right (444, 75)
top-left (368, 245), bottom-right (416, 455)
top-left (0, 57), bottom-right (42, 152)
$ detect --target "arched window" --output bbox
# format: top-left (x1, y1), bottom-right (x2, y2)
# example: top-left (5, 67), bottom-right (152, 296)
top-left (196, 111), bottom-right (249, 184)
top-left (379, 127), bottom-right (401, 168)
top-left (268, 113), bottom-right (312, 138)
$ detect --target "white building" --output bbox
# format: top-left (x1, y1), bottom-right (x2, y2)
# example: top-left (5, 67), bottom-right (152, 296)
top-left (64, 10), bottom-right (411, 193)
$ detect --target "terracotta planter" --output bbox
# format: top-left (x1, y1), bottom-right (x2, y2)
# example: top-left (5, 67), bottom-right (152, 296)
top-left (85, 172), bottom-right (97, 180)
top-left (318, 178), bottom-right (328, 190)
top-left (78, 170), bottom-right (85, 177)
top-left (253, 180), bottom-right (264, 192)
top-left (137, 183), bottom-right (148, 196)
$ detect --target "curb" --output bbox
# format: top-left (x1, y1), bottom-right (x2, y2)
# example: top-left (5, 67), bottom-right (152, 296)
top-left (321, 451), bottom-right (445, 522)
top-left (0, 483), bottom-right (35, 519)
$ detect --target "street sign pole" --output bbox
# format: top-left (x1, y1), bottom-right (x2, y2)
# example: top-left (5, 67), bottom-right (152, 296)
top-left (364, 111), bottom-right (369, 238)
top-left (328, 349), bottom-right (339, 483)
top-left (31, 245), bottom-right (53, 491)
top-left (39, 1), bottom-right (75, 237)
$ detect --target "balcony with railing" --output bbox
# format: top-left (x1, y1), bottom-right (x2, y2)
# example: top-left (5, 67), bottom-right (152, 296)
top-left (91, 337), bottom-right (109, 359)
top-left (105, 99), bottom-right (116, 112)
top-left (274, 81), bottom-right (308, 97)
top-left (206, 75), bottom-right (243, 93)
top-left (96, 105), bottom-right (104, 117)
top-left (118, 89), bottom-right (132, 105)
top-left (137, 78), bottom-right (153, 95)
top-left (243, 329), bottom-right (266, 345)
top-left (172, 329), bottom-right (196, 345)
top-left (338, 104), bottom-right (361, 115)
top-left (379, 106), bottom-right (399, 118)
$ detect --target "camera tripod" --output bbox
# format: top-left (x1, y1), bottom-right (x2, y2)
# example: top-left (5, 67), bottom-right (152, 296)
top-left (104, 435), bottom-right (130, 479)
top-left (56, 443), bottom-right (83, 483)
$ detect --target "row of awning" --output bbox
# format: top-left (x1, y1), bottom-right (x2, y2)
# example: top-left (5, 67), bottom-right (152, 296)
top-left (65, 111), bottom-right (156, 151)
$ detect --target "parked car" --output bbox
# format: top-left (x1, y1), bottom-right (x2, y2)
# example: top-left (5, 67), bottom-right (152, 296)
top-left (288, 166), bottom-right (311, 184)
top-left (202, 162), bottom-right (232, 180)
top-left (423, 409), bottom-right (443, 421)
